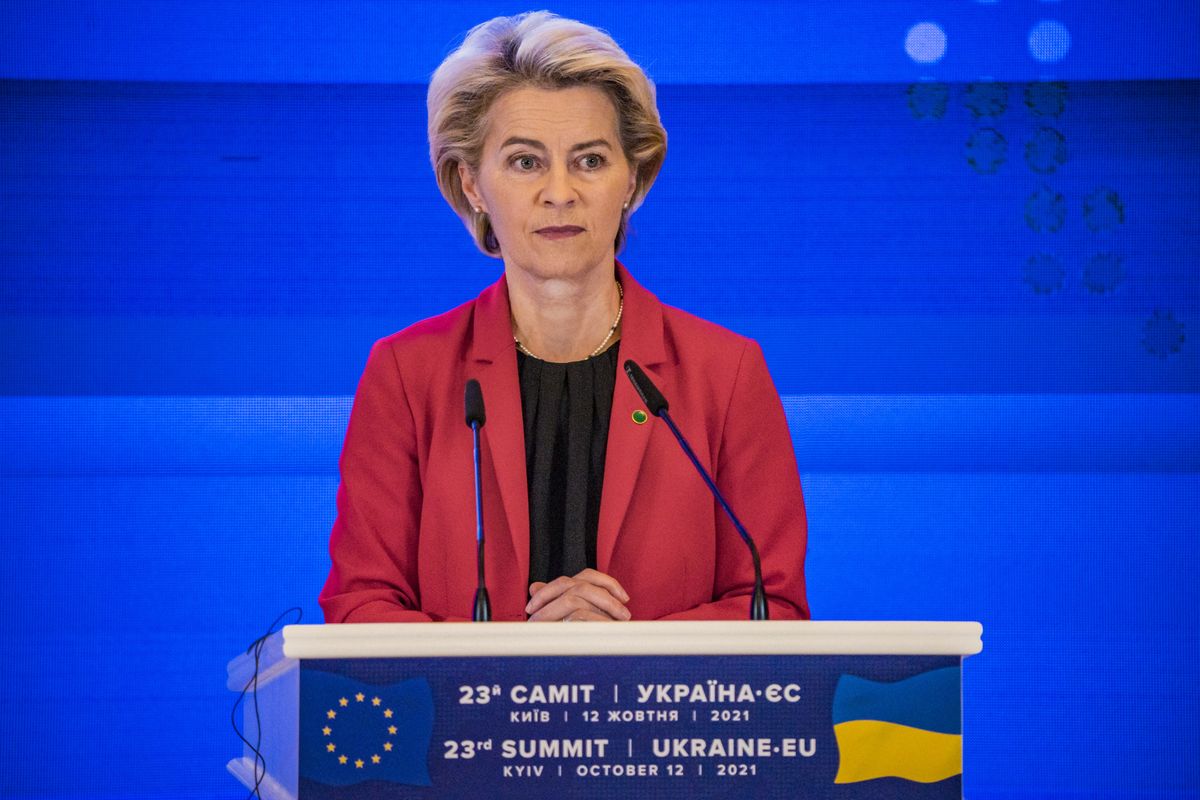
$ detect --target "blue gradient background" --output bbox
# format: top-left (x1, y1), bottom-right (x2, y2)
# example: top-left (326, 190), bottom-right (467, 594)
top-left (1, 2), bottom-right (1197, 798)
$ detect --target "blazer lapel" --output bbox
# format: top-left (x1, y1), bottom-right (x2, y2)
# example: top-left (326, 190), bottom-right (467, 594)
top-left (596, 262), bottom-right (669, 572)
top-left (469, 264), bottom-right (670, 580)
top-left (470, 276), bottom-right (531, 587)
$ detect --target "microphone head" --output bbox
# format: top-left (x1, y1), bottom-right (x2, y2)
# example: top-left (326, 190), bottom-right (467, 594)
top-left (464, 379), bottom-right (486, 427)
top-left (623, 360), bottom-right (668, 416)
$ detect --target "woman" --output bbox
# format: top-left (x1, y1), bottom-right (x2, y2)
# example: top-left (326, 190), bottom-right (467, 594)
top-left (319, 11), bottom-right (808, 622)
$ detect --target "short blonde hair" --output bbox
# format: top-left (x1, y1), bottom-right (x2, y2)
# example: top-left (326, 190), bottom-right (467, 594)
top-left (427, 11), bottom-right (667, 255)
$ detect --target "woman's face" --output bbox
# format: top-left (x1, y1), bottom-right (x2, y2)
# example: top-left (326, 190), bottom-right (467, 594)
top-left (460, 85), bottom-right (636, 282)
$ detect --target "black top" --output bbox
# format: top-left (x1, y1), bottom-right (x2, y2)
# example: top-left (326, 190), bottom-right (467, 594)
top-left (517, 343), bottom-right (620, 587)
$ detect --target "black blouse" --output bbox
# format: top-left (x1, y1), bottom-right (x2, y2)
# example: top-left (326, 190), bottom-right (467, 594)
top-left (517, 343), bottom-right (619, 587)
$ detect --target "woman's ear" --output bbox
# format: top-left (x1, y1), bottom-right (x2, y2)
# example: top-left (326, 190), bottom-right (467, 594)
top-left (458, 162), bottom-right (485, 214)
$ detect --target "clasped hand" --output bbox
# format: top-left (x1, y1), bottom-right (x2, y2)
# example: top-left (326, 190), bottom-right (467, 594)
top-left (526, 568), bottom-right (631, 622)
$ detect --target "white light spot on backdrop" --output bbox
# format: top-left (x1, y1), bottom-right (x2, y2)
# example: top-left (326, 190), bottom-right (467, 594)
top-left (905, 22), bottom-right (947, 64)
top-left (1028, 20), bottom-right (1070, 62)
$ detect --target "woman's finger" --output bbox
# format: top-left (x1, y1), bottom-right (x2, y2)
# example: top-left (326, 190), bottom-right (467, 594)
top-left (525, 576), bottom-right (578, 615)
top-left (530, 600), bottom-right (618, 622)
top-left (562, 608), bottom-right (614, 622)
top-left (571, 568), bottom-right (630, 603)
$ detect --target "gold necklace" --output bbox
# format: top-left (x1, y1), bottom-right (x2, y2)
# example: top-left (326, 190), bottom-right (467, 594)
top-left (514, 281), bottom-right (624, 361)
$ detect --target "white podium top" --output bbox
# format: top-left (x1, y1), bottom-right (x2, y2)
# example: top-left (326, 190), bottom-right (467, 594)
top-left (279, 620), bottom-right (982, 660)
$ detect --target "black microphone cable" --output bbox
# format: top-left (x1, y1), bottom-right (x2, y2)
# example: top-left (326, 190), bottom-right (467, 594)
top-left (230, 606), bottom-right (303, 798)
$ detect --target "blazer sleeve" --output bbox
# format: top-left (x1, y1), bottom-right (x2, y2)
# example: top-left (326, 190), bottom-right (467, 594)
top-left (657, 340), bottom-right (810, 620)
top-left (319, 339), bottom-right (439, 623)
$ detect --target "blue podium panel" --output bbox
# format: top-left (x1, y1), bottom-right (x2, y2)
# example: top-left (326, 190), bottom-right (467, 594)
top-left (296, 654), bottom-right (962, 798)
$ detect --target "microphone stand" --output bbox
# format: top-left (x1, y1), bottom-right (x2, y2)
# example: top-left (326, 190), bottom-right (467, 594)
top-left (624, 360), bottom-right (769, 620)
top-left (465, 379), bottom-right (491, 622)
top-left (470, 416), bottom-right (490, 621)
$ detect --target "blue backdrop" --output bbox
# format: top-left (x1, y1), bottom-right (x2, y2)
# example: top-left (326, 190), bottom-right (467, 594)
top-left (1, 2), bottom-right (1197, 798)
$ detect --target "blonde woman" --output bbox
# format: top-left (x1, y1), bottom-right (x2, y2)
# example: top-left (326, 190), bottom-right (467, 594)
top-left (320, 12), bottom-right (808, 623)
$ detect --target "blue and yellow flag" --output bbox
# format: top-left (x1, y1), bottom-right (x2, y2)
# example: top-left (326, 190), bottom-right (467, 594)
top-left (300, 669), bottom-right (434, 787)
top-left (832, 667), bottom-right (961, 784)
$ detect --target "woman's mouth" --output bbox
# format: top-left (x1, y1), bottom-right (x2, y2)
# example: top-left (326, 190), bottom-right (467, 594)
top-left (536, 226), bottom-right (585, 240)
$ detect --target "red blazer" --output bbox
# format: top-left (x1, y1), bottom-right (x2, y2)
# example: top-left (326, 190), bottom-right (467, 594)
top-left (319, 263), bottom-right (809, 622)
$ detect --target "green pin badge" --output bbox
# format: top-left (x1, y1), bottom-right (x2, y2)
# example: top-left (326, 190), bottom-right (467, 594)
top-left (631, 409), bottom-right (648, 425)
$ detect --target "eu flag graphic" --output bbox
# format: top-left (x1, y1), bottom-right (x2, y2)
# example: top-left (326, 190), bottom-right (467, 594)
top-left (299, 670), bottom-right (434, 787)
top-left (832, 667), bottom-right (961, 784)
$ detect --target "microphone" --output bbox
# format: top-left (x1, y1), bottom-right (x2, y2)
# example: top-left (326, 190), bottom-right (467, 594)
top-left (464, 379), bottom-right (490, 622)
top-left (464, 378), bottom-right (486, 427)
top-left (623, 360), bottom-right (769, 620)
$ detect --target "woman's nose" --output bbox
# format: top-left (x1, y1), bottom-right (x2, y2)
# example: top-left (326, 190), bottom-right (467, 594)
top-left (540, 163), bottom-right (577, 207)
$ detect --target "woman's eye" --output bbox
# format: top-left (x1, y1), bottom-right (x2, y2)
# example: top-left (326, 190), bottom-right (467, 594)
top-left (580, 154), bottom-right (605, 169)
top-left (513, 155), bottom-right (538, 171)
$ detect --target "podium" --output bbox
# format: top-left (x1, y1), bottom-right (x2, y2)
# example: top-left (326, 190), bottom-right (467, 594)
top-left (227, 621), bottom-right (982, 799)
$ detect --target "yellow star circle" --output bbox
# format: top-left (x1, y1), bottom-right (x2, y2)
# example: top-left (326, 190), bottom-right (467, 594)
top-left (321, 689), bottom-right (398, 770)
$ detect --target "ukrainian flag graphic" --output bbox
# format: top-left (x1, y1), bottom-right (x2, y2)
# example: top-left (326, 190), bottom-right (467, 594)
top-left (832, 666), bottom-right (961, 784)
